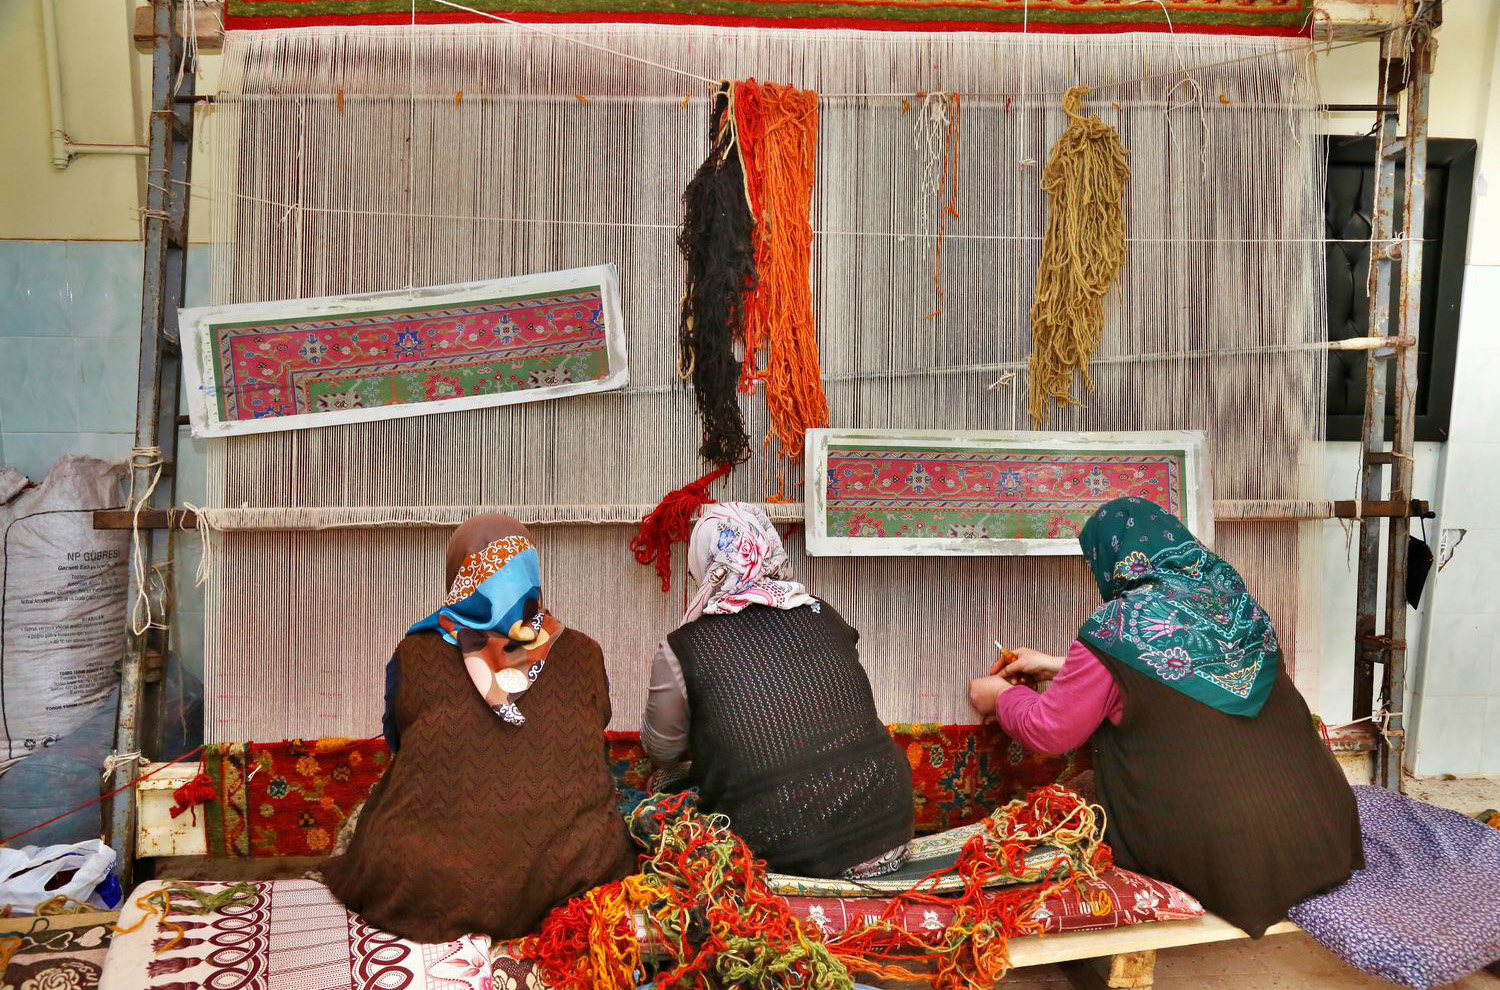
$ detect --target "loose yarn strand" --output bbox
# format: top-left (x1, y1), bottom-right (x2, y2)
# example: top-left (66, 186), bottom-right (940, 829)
top-left (1026, 85), bottom-right (1131, 427)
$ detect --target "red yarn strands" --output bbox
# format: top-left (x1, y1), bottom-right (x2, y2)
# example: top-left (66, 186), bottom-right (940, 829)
top-left (630, 462), bottom-right (735, 591)
top-left (827, 785), bottom-right (1111, 990)
top-left (733, 80), bottom-right (828, 465)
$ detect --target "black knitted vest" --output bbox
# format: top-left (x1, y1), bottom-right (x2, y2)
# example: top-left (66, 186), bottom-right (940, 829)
top-left (666, 601), bottom-right (914, 878)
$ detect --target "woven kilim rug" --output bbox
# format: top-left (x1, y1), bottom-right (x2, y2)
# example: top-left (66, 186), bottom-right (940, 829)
top-left (806, 428), bottom-right (1212, 555)
top-left (181, 265), bottom-right (627, 437)
top-left (225, 0), bottom-right (1311, 34)
top-left (200, 724), bottom-right (1087, 857)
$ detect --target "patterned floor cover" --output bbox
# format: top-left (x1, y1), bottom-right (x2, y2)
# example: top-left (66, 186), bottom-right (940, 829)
top-left (100, 881), bottom-right (493, 990)
top-left (103, 871), bottom-right (1200, 989)
top-left (2, 912), bottom-right (115, 990)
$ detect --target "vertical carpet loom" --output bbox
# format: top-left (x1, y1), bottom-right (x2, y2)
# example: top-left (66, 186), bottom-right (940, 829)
top-left (196, 25), bottom-right (1328, 740)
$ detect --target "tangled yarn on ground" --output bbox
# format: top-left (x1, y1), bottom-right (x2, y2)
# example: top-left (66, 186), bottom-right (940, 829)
top-left (826, 784), bottom-right (1112, 990)
top-left (521, 786), bottom-right (1107, 990)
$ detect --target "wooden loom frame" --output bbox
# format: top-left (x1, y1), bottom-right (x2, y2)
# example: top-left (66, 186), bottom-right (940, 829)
top-left (100, 2), bottom-right (1441, 988)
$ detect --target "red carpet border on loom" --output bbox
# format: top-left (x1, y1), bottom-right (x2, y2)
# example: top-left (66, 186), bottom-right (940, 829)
top-left (200, 724), bottom-right (1089, 858)
top-left (225, 0), bottom-right (1311, 35)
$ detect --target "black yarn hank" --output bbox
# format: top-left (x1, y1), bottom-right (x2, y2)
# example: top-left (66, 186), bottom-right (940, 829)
top-left (678, 83), bottom-right (755, 466)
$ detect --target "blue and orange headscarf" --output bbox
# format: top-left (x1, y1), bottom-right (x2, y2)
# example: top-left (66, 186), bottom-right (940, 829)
top-left (409, 515), bottom-right (560, 726)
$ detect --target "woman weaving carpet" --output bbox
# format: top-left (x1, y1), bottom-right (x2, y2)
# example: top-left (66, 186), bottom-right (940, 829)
top-left (967, 497), bottom-right (1363, 937)
top-left (641, 502), bottom-right (915, 880)
top-left (323, 514), bottom-right (636, 942)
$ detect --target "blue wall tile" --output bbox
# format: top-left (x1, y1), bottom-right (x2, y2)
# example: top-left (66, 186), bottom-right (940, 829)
top-left (0, 336), bottom-right (82, 433)
top-left (64, 242), bottom-right (144, 338)
top-left (0, 241), bottom-right (70, 336)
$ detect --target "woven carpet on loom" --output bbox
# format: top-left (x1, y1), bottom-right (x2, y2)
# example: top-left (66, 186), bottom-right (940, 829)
top-left (200, 724), bottom-right (1088, 858)
top-left (225, 0), bottom-right (1311, 35)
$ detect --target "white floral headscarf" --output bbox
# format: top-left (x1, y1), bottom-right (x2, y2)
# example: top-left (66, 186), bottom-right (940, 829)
top-left (683, 502), bottom-right (815, 623)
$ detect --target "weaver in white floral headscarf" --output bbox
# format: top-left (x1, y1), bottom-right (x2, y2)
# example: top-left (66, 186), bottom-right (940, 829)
top-left (682, 502), bottom-right (815, 622)
top-left (642, 501), bottom-right (915, 881)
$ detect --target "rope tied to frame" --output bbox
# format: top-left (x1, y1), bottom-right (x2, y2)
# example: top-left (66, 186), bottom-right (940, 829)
top-left (128, 446), bottom-right (165, 636)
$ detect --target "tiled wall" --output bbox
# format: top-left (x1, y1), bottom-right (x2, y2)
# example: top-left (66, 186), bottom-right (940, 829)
top-left (0, 241), bottom-right (144, 474)
top-left (0, 239), bottom-right (211, 678)
top-left (1407, 266), bottom-right (1500, 775)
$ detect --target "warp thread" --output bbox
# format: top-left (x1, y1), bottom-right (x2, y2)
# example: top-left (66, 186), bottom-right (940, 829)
top-left (677, 82), bottom-right (755, 467)
top-left (1027, 85), bottom-right (1130, 428)
top-left (734, 79), bottom-right (828, 466)
top-left (630, 462), bottom-right (734, 591)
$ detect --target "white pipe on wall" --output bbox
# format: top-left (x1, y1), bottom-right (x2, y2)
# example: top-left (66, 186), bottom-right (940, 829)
top-left (39, 0), bottom-right (149, 168)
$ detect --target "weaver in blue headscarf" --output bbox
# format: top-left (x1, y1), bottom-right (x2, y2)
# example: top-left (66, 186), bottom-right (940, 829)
top-left (967, 497), bottom-right (1362, 936)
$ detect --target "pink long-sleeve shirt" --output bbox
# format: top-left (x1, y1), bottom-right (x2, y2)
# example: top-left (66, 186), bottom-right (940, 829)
top-left (994, 640), bottom-right (1124, 755)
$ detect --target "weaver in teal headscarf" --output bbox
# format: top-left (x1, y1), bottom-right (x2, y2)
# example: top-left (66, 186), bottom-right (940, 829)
top-left (1076, 496), bottom-right (1279, 717)
top-left (969, 495), bottom-right (1362, 937)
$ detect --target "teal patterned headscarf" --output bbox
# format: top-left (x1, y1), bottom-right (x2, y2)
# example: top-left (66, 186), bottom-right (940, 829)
top-left (1077, 497), bottom-right (1279, 717)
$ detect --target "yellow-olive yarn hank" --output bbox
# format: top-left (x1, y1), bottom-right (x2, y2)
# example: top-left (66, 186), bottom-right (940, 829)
top-left (1027, 85), bottom-right (1130, 427)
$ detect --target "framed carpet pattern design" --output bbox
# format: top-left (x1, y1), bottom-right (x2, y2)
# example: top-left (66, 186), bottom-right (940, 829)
top-left (805, 429), bottom-right (1213, 556)
top-left (224, 0), bottom-right (1312, 35)
top-left (182, 265), bottom-right (627, 437)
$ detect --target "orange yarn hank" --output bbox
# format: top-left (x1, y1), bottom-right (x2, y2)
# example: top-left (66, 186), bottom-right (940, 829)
top-left (630, 462), bottom-right (734, 591)
top-left (827, 784), bottom-right (1112, 990)
top-left (519, 877), bottom-right (655, 990)
top-left (733, 79), bottom-right (828, 464)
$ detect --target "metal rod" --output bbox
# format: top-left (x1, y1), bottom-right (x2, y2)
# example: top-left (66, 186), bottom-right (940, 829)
top-left (1321, 103), bottom-right (1400, 112)
top-left (38, 0), bottom-right (70, 169)
top-left (1378, 21), bottom-right (1433, 792)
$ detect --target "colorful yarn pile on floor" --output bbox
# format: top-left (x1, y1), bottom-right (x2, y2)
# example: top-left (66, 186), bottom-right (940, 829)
top-left (521, 786), bottom-right (1106, 990)
top-left (825, 784), bottom-right (1112, 990)
top-left (523, 791), bottom-right (856, 990)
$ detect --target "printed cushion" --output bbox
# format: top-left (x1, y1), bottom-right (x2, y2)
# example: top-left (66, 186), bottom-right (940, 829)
top-left (1289, 786), bottom-right (1500, 989)
top-left (786, 867), bottom-right (1203, 938)
top-left (101, 880), bottom-right (493, 990)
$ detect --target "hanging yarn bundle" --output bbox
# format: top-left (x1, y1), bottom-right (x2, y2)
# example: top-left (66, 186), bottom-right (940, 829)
top-left (168, 772), bottom-right (216, 823)
top-left (826, 785), bottom-right (1111, 990)
top-left (1027, 85), bottom-right (1130, 428)
top-left (629, 461), bottom-right (734, 591)
top-left (914, 92), bottom-right (962, 319)
top-left (677, 82), bottom-right (756, 468)
top-left (734, 79), bottom-right (828, 465)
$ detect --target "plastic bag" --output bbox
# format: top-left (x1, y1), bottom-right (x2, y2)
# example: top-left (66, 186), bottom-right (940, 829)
top-left (0, 839), bottom-right (116, 915)
top-left (0, 688), bottom-right (118, 846)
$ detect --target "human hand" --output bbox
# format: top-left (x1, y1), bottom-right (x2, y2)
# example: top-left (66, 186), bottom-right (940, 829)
top-left (967, 674), bottom-right (1014, 718)
top-left (997, 647), bottom-right (1065, 686)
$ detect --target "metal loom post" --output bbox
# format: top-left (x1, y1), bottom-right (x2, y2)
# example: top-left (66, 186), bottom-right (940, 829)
top-left (108, 0), bottom-right (196, 887)
top-left (1352, 1), bottom-right (1438, 792)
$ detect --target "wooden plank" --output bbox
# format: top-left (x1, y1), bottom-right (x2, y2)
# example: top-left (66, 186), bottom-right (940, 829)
top-left (132, 3), bottom-right (225, 53)
top-left (1008, 917), bottom-right (1299, 968)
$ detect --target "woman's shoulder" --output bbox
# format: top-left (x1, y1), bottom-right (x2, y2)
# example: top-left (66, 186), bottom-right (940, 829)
top-left (554, 625), bottom-right (602, 658)
top-left (394, 629), bottom-right (456, 664)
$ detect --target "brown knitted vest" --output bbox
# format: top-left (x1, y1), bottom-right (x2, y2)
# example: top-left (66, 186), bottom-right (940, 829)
top-left (1090, 647), bottom-right (1364, 937)
top-left (322, 628), bottom-right (636, 943)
